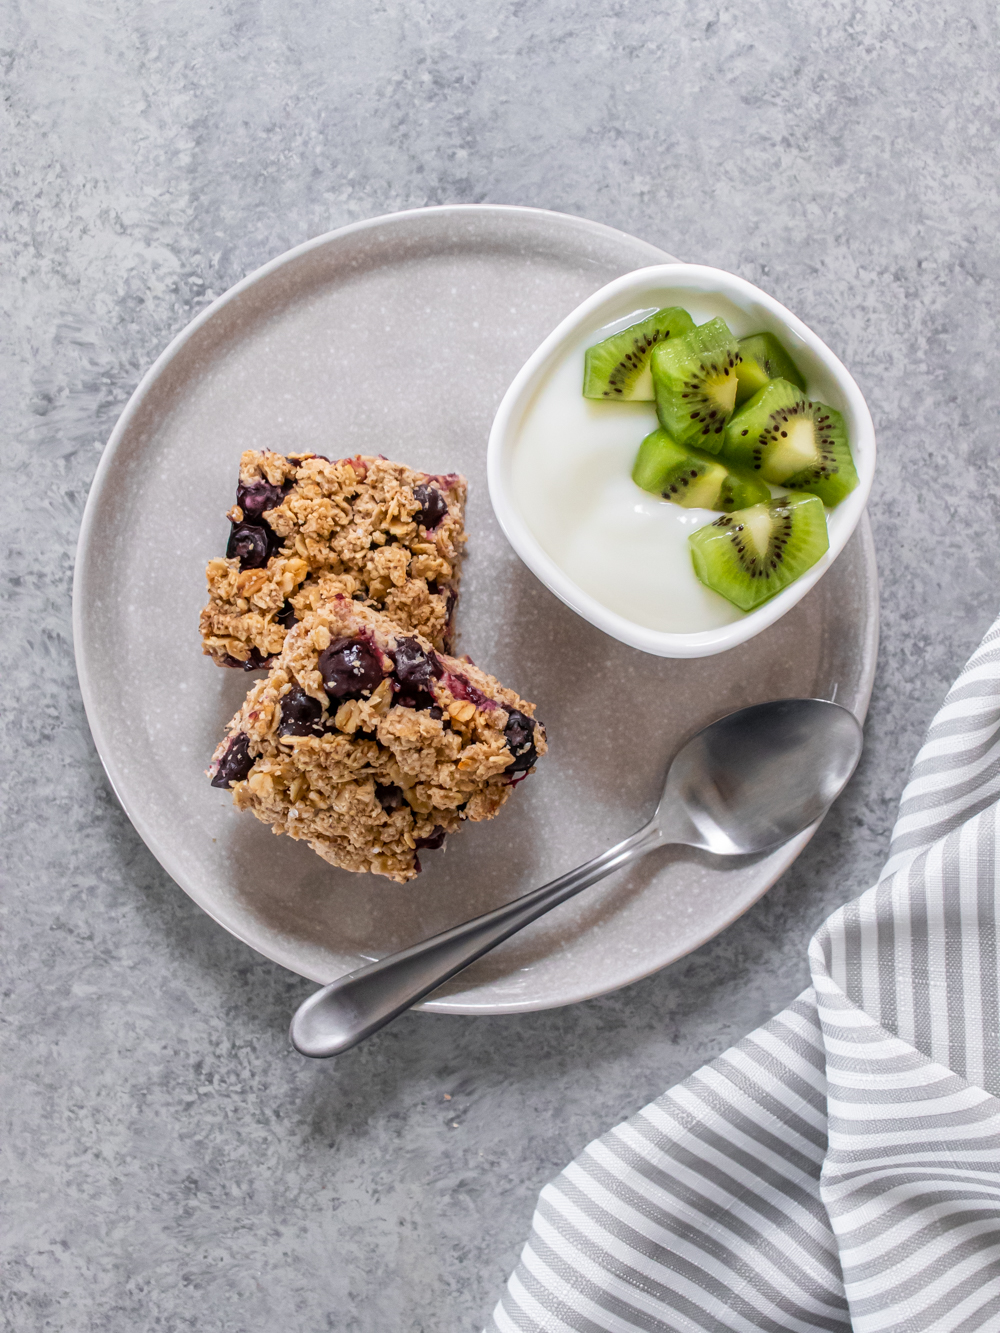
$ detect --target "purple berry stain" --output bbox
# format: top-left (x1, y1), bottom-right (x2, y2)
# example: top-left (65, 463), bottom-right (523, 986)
top-left (441, 672), bottom-right (495, 712)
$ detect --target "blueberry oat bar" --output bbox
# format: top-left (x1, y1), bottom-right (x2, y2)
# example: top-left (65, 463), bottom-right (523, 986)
top-left (208, 598), bottom-right (546, 883)
top-left (200, 451), bottom-right (467, 669)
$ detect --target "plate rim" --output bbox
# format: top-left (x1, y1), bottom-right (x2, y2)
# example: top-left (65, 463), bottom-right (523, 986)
top-left (73, 204), bottom-right (880, 1014)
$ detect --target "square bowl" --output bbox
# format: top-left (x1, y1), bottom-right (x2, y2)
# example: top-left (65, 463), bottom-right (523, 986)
top-left (487, 263), bottom-right (876, 658)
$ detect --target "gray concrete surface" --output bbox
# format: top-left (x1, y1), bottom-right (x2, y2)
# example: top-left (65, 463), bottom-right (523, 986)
top-left (3, 0), bottom-right (999, 1329)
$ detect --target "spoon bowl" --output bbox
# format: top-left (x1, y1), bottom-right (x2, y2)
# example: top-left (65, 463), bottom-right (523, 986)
top-left (658, 698), bottom-right (864, 855)
top-left (291, 697), bottom-right (863, 1058)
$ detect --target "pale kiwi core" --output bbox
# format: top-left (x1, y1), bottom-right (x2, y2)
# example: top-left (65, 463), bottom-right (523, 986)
top-left (706, 372), bottom-right (739, 418)
top-left (769, 417), bottom-right (819, 475)
top-left (511, 310), bottom-right (755, 635)
top-left (626, 362), bottom-right (654, 400)
top-left (741, 505), bottom-right (775, 558)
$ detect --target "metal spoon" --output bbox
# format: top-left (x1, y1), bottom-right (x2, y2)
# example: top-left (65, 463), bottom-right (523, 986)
top-left (290, 697), bottom-right (862, 1058)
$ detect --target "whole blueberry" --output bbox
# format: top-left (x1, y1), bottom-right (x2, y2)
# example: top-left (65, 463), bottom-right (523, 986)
top-left (415, 825), bottom-right (447, 850)
top-left (412, 484), bottom-right (448, 531)
top-left (375, 783), bottom-right (404, 813)
top-left (227, 522), bottom-right (271, 570)
top-left (236, 478), bottom-right (285, 521)
top-left (276, 599), bottom-right (298, 628)
top-left (318, 637), bottom-right (386, 699)
top-left (210, 734), bottom-right (254, 787)
top-left (391, 637), bottom-right (440, 690)
top-left (277, 685), bottom-right (324, 737)
top-left (504, 709), bottom-right (538, 773)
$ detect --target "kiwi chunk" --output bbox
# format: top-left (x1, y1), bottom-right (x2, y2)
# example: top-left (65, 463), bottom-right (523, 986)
top-left (583, 307), bottom-right (695, 400)
top-left (689, 493), bottom-right (829, 611)
top-left (723, 379), bottom-right (858, 507)
top-left (734, 332), bottom-right (806, 405)
top-left (650, 317), bottom-right (742, 453)
top-left (632, 429), bottom-right (769, 512)
top-left (717, 466), bottom-right (771, 512)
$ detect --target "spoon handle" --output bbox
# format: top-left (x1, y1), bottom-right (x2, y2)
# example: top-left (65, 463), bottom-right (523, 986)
top-left (290, 822), bottom-right (662, 1058)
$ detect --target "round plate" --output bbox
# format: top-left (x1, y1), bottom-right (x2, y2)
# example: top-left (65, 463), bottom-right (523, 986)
top-left (73, 205), bottom-right (879, 1014)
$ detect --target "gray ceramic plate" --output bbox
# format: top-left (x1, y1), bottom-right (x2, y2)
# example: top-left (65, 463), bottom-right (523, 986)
top-left (73, 205), bottom-right (879, 1014)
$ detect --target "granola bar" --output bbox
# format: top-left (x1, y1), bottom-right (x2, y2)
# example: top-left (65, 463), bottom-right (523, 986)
top-left (200, 451), bottom-right (467, 668)
top-left (208, 598), bottom-right (546, 884)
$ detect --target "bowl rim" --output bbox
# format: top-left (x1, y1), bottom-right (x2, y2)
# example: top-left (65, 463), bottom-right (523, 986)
top-left (487, 262), bottom-right (876, 659)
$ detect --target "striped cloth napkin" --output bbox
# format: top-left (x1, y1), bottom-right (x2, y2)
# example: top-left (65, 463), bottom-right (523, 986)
top-left (487, 615), bottom-right (1000, 1333)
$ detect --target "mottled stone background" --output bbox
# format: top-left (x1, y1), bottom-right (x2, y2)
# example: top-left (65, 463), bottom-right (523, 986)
top-left (3, 1), bottom-right (999, 1329)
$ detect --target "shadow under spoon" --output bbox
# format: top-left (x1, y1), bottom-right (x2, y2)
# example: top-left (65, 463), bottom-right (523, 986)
top-left (290, 696), bottom-right (863, 1058)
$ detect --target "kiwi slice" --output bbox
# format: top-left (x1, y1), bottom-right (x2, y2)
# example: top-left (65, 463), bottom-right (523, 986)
top-left (717, 466), bottom-right (771, 512)
top-left (689, 492), bottom-right (829, 611)
top-left (723, 379), bottom-right (858, 507)
top-left (583, 307), bottom-right (695, 400)
top-left (734, 332), bottom-right (806, 405)
top-left (650, 317), bottom-right (742, 453)
top-left (632, 429), bottom-right (769, 511)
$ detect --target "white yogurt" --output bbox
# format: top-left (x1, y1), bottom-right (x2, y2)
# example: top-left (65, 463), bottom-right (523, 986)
top-left (511, 309), bottom-right (750, 634)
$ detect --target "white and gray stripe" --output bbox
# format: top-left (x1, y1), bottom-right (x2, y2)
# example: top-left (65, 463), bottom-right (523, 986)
top-left (488, 615), bottom-right (1000, 1332)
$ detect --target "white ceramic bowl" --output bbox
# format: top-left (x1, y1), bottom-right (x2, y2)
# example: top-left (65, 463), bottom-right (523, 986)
top-left (487, 263), bottom-right (876, 658)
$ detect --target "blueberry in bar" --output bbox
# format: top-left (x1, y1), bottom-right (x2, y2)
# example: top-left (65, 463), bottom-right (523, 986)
top-left (208, 598), bottom-right (546, 883)
top-left (200, 451), bottom-right (467, 669)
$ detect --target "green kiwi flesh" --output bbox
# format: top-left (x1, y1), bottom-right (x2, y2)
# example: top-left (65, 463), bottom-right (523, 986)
top-left (689, 492), bottom-right (829, 611)
top-left (650, 317), bottom-right (742, 453)
top-left (632, 429), bottom-right (769, 512)
top-left (583, 307), bottom-right (695, 400)
top-left (734, 332), bottom-right (806, 405)
top-left (723, 379), bottom-right (858, 507)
